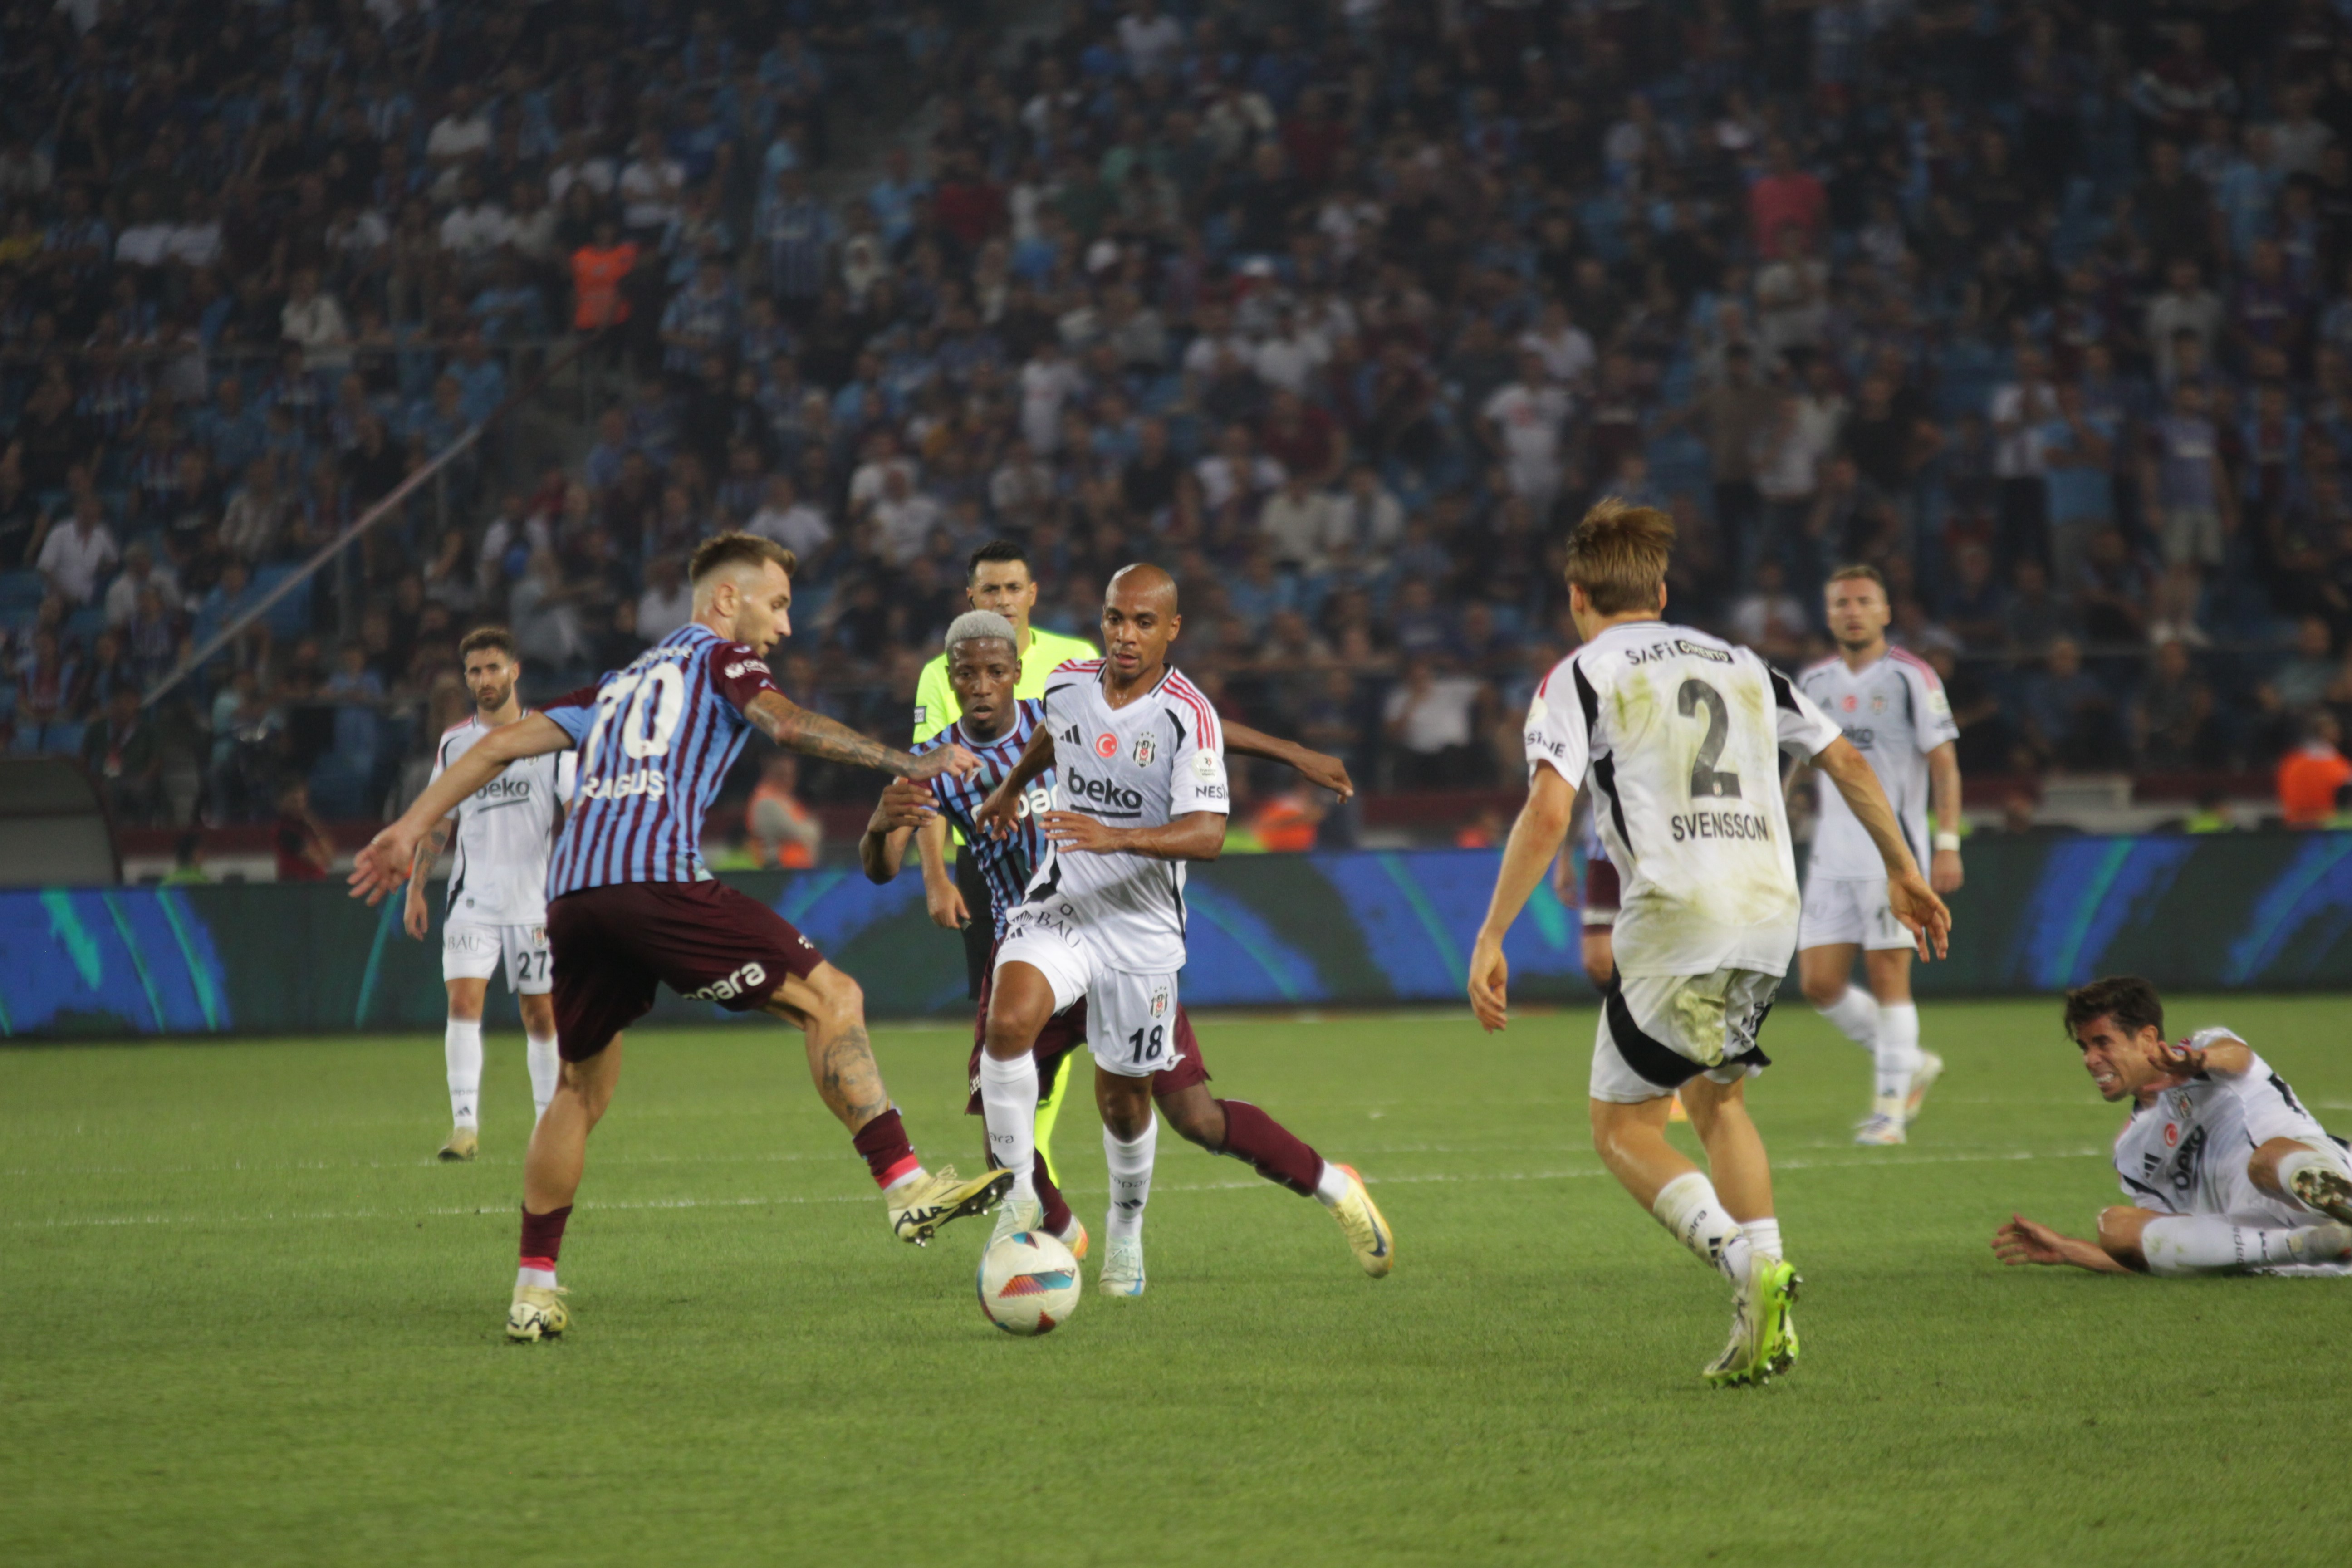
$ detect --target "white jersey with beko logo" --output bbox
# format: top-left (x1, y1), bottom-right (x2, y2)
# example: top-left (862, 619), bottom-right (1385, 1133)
top-left (1796, 647), bottom-right (1957, 878)
top-left (1022, 658), bottom-right (1230, 973)
top-left (1524, 620), bottom-right (1843, 978)
top-left (431, 715), bottom-right (562, 927)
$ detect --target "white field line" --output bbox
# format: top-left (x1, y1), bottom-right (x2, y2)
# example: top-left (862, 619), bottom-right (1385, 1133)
top-left (3, 1147), bottom-right (2105, 1231)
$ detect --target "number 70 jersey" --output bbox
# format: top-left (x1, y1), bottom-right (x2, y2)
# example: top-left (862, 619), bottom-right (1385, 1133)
top-left (1524, 619), bottom-right (1843, 979)
top-left (542, 622), bottom-right (786, 896)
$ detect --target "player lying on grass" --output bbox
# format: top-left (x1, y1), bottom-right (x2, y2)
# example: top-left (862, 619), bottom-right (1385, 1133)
top-left (860, 608), bottom-right (1364, 1281)
top-left (351, 533), bottom-right (1010, 1343)
top-left (1992, 975), bottom-right (2352, 1276)
top-left (406, 626), bottom-right (565, 1162)
top-left (1470, 500), bottom-right (1950, 1387)
top-left (956, 568), bottom-right (1393, 1295)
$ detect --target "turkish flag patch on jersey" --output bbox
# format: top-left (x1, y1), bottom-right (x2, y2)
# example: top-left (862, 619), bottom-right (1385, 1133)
top-left (1094, 732), bottom-right (1118, 759)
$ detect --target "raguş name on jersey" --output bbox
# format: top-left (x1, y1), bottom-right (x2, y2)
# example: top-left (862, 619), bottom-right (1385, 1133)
top-left (580, 769), bottom-right (667, 800)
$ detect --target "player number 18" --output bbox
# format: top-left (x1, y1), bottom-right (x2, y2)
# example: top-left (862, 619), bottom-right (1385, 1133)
top-left (1126, 1024), bottom-right (1166, 1062)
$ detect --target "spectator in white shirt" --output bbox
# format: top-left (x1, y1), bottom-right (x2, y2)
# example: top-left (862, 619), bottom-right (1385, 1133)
top-left (869, 468), bottom-right (942, 567)
top-left (1196, 422), bottom-right (1284, 510)
top-left (165, 195), bottom-right (223, 270)
top-left (746, 475), bottom-right (832, 560)
top-left (37, 495), bottom-right (119, 605)
top-left (438, 176), bottom-right (512, 268)
top-left (618, 130), bottom-right (686, 237)
top-left (1259, 471), bottom-right (1335, 571)
top-left (1519, 299), bottom-right (1597, 389)
top-left (635, 552), bottom-right (693, 640)
top-left (425, 84), bottom-right (492, 170)
top-left (113, 190), bottom-right (174, 268)
top-left (1253, 304), bottom-right (1329, 395)
top-left (1117, 0), bottom-right (1186, 78)
top-left (104, 541), bottom-right (180, 627)
top-left (1480, 350), bottom-right (1572, 513)
top-left (280, 269), bottom-right (352, 372)
top-left (1018, 339), bottom-right (1084, 455)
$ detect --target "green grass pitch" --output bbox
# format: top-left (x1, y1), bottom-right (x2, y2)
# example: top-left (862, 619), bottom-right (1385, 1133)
top-left (5, 997), bottom-right (2351, 1567)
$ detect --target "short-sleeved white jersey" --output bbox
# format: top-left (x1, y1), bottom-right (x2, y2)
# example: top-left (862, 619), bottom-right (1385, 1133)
top-left (1796, 647), bottom-right (1958, 879)
top-left (431, 715), bottom-right (562, 927)
top-left (1023, 659), bottom-right (1230, 973)
top-left (2112, 1030), bottom-right (2347, 1236)
top-left (1525, 620), bottom-right (1842, 978)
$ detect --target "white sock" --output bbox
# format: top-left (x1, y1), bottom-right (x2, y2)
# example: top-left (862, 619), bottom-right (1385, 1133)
top-left (1651, 1171), bottom-right (1753, 1281)
top-left (1876, 1002), bottom-right (1922, 1111)
top-left (1313, 1160), bottom-right (1352, 1207)
top-left (516, 1265), bottom-right (558, 1290)
top-left (1742, 1215), bottom-right (1784, 1262)
top-left (977, 1051), bottom-right (1039, 1203)
top-left (446, 1019), bottom-right (484, 1127)
top-left (2275, 1143), bottom-right (2352, 1210)
top-left (525, 1032), bottom-right (560, 1122)
top-left (1815, 985), bottom-right (1878, 1051)
top-left (1104, 1116), bottom-right (1157, 1243)
top-left (2141, 1214), bottom-right (2338, 1275)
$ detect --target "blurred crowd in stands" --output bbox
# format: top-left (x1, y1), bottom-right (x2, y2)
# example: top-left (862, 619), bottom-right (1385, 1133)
top-left (9, 0), bottom-right (2352, 844)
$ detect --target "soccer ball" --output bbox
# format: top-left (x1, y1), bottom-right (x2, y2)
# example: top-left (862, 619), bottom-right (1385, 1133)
top-left (976, 1231), bottom-right (1081, 1336)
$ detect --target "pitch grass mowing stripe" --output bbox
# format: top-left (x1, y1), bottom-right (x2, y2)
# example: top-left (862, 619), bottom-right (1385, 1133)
top-left (5, 1147), bottom-right (2112, 1230)
top-left (5, 1000), bottom-right (2350, 1568)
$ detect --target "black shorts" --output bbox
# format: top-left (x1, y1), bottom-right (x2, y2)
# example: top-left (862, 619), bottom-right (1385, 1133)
top-left (548, 880), bottom-right (824, 1061)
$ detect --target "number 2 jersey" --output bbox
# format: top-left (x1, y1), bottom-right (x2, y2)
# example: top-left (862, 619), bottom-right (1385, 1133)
top-left (1795, 647), bottom-right (1957, 879)
top-left (540, 622), bottom-right (785, 896)
top-left (429, 714), bottom-right (562, 926)
top-left (1022, 659), bottom-right (1229, 974)
top-left (1524, 619), bottom-right (1842, 978)
top-left (2113, 1029), bottom-right (2351, 1241)
top-left (911, 698), bottom-right (1055, 940)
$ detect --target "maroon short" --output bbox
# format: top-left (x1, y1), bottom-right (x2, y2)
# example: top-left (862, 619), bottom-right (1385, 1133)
top-left (1583, 857), bottom-right (1621, 927)
top-left (548, 880), bottom-right (824, 1061)
top-left (963, 948), bottom-right (1209, 1114)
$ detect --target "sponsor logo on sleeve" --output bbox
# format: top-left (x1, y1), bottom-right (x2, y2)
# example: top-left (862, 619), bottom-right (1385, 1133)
top-left (912, 705), bottom-right (927, 725)
top-left (1192, 750), bottom-right (1220, 780)
top-left (723, 658), bottom-right (770, 680)
top-left (1928, 687), bottom-right (1952, 718)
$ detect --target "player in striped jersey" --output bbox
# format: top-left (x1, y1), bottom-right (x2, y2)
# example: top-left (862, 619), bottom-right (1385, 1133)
top-left (964, 569), bottom-right (1395, 1294)
top-left (860, 609), bottom-right (1365, 1275)
top-left (351, 534), bottom-right (1011, 1342)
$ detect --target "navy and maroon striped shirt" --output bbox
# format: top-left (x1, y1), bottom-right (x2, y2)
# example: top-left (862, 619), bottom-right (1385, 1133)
top-left (913, 697), bottom-right (1055, 938)
top-left (542, 623), bottom-right (783, 897)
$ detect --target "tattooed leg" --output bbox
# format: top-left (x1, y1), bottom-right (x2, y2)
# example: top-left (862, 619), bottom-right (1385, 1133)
top-left (763, 964), bottom-right (890, 1132)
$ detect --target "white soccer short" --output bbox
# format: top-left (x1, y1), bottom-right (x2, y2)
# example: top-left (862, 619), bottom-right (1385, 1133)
top-left (1592, 967), bottom-right (1781, 1104)
top-left (441, 921), bottom-right (553, 995)
top-left (994, 901), bottom-right (1181, 1079)
top-left (1797, 876), bottom-right (1913, 953)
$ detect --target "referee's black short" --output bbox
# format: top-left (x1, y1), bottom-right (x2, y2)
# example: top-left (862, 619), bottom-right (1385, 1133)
top-left (957, 846), bottom-right (992, 998)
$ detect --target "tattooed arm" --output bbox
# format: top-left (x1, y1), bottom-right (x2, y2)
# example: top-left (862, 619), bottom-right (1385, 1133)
top-left (745, 690), bottom-right (979, 782)
top-left (402, 816), bottom-right (456, 939)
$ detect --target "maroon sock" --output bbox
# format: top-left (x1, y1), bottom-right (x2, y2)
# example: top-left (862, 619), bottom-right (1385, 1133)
top-left (519, 1204), bottom-right (573, 1272)
top-left (1213, 1100), bottom-right (1323, 1197)
top-left (853, 1108), bottom-right (921, 1190)
top-left (1032, 1152), bottom-right (1074, 1235)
